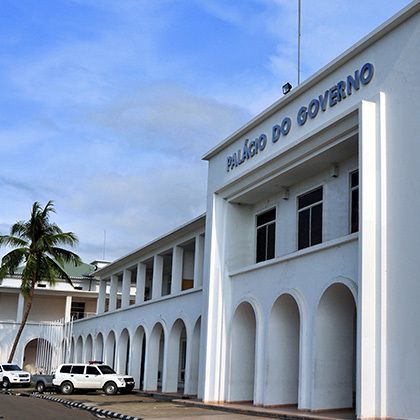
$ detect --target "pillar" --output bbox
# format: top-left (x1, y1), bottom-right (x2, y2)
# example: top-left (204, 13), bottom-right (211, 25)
top-left (109, 275), bottom-right (118, 311)
top-left (96, 280), bottom-right (107, 314)
top-left (136, 262), bottom-right (146, 304)
top-left (152, 255), bottom-right (163, 300)
top-left (16, 293), bottom-right (25, 323)
top-left (122, 269), bottom-right (131, 308)
top-left (65, 295), bottom-right (73, 322)
top-left (194, 234), bottom-right (204, 288)
top-left (171, 246), bottom-right (183, 294)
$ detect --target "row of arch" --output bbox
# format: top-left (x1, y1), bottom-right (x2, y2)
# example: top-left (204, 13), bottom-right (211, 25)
top-left (70, 317), bottom-right (201, 395)
top-left (229, 282), bottom-right (357, 410)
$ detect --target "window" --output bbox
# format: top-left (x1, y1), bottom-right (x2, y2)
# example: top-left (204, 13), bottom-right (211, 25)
top-left (256, 208), bottom-right (276, 263)
top-left (350, 170), bottom-right (359, 233)
top-left (98, 365), bottom-right (116, 375)
top-left (70, 365), bottom-right (85, 374)
top-left (298, 187), bottom-right (323, 250)
top-left (60, 365), bottom-right (72, 373)
top-left (71, 302), bottom-right (86, 320)
top-left (86, 366), bottom-right (100, 375)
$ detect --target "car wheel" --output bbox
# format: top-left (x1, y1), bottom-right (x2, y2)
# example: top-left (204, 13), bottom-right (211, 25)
top-left (60, 381), bottom-right (74, 395)
top-left (103, 381), bottom-right (118, 395)
top-left (2, 378), bottom-right (10, 389)
top-left (36, 381), bottom-right (45, 393)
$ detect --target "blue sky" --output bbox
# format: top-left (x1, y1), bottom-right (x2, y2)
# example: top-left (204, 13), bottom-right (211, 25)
top-left (0, 0), bottom-right (412, 262)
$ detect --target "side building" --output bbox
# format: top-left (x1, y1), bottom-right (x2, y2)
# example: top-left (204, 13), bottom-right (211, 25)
top-left (0, 260), bottom-right (105, 372)
top-left (69, 215), bottom-right (205, 395)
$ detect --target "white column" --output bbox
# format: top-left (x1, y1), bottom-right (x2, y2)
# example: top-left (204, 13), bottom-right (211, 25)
top-left (122, 269), bottom-right (131, 308)
top-left (184, 333), bottom-right (199, 395)
top-left (171, 246), bottom-right (183, 294)
top-left (161, 336), bottom-right (171, 392)
top-left (152, 255), bottom-right (163, 300)
top-left (359, 94), bottom-right (388, 419)
top-left (194, 234), bottom-right (204, 288)
top-left (64, 295), bottom-right (73, 322)
top-left (136, 262), bottom-right (146, 305)
top-left (96, 280), bottom-right (107, 314)
top-left (16, 293), bottom-right (25, 323)
top-left (109, 275), bottom-right (118, 311)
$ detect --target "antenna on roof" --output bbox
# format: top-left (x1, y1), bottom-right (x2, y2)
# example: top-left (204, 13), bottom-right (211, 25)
top-left (102, 230), bottom-right (107, 260)
top-left (298, 0), bottom-right (301, 85)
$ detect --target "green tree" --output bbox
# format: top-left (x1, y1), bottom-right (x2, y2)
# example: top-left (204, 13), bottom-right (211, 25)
top-left (0, 201), bottom-right (81, 363)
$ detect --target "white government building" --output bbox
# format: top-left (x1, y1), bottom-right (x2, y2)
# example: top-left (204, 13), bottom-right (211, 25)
top-left (6, 2), bottom-right (420, 419)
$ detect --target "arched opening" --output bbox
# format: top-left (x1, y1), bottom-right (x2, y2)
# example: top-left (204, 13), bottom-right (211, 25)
top-left (23, 338), bottom-right (53, 374)
top-left (117, 329), bottom-right (130, 375)
top-left (313, 283), bottom-right (356, 410)
top-left (75, 336), bottom-right (83, 363)
top-left (228, 302), bottom-right (257, 403)
top-left (85, 335), bottom-right (93, 363)
top-left (145, 322), bottom-right (165, 391)
top-left (130, 326), bottom-right (146, 389)
top-left (105, 331), bottom-right (116, 369)
top-left (186, 316), bottom-right (201, 395)
top-left (95, 333), bottom-right (104, 361)
top-left (265, 294), bottom-right (300, 406)
top-left (165, 319), bottom-right (187, 393)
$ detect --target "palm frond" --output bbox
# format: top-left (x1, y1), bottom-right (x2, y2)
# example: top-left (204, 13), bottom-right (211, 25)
top-left (45, 256), bottom-right (74, 288)
top-left (0, 235), bottom-right (28, 248)
top-left (48, 247), bottom-right (82, 266)
top-left (10, 221), bottom-right (29, 239)
top-left (0, 248), bottom-right (27, 278)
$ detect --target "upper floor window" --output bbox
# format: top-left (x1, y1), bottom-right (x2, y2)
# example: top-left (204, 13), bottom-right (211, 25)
top-left (298, 187), bottom-right (323, 250)
top-left (350, 170), bottom-right (359, 233)
top-left (256, 208), bottom-right (276, 263)
top-left (71, 301), bottom-right (85, 320)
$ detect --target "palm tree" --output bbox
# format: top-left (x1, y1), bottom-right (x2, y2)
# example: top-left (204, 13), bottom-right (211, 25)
top-left (0, 201), bottom-right (81, 363)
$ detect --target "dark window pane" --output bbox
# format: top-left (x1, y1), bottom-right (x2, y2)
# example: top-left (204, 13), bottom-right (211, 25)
top-left (256, 227), bottom-right (266, 262)
top-left (267, 223), bottom-right (275, 260)
top-left (351, 189), bottom-right (359, 233)
top-left (86, 366), bottom-right (99, 375)
top-left (298, 208), bottom-right (310, 249)
top-left (60, 365), bottom-right (72, 373)
top-left (71, 365), bottom-right (85, 374)
top-left (351, 170), bottom-right (359, 188)
top-left (256, 208), bottom-right (276, 226)
top-left (311, 203), bottom-right (323, 245)
top-left (298, 187), bottom-right (323, 209)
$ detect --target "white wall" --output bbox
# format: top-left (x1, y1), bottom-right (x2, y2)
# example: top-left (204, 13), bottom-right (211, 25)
top-left (0, 292), bottom-right (18, 321)
top-left (28, 295), bottom-right (66, 322)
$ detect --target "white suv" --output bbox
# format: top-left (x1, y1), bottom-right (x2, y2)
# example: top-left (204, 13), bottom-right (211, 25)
top-left (0, 364), bottom-right (31, 388)
top-left (52, 363), bottom-right (135, 395)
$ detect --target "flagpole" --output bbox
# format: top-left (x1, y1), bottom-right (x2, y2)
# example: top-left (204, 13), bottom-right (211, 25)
top-left (298, 0), bottom-right (301, 85)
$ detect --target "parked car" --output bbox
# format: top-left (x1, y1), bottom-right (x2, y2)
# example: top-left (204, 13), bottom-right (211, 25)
top-left (0, 364), bottom-right (31, 388)
top-left (52, 363), bottom-right (135, 395)
top-left (30, 374), bottom-right (55, 393)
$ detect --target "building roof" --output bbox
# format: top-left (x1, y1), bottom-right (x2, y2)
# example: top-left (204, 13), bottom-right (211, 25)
top-left (202, 0), bottom-right (420, 160)
top-left (16, 261), bottom-right (95, 280)
top-left (96, 213), bottom-right (206, 277)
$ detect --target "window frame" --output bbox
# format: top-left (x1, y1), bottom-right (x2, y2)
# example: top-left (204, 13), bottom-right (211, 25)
top-left (255, 206), bottom-right (277, 263)
top-left (349, 168), bottom-right (359, 234)
top-left (296, 185), bottom-right (324, 250)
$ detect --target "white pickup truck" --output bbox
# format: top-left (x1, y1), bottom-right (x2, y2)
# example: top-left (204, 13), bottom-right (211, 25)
top-left (52, 363), bottom-right (135, 395)
top-left (0, 364), bottom-right (31, 388)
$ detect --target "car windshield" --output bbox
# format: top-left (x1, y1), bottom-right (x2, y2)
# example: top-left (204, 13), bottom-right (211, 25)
top-left (98, 365), bottom-right (115, 374)
top-left (3, 365), bottom-right (21, 371)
